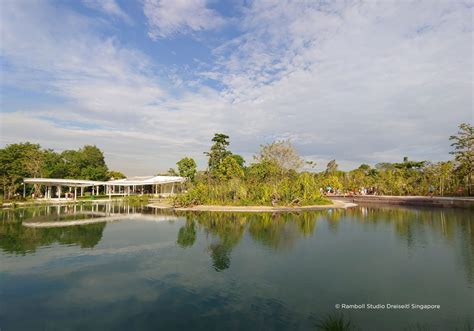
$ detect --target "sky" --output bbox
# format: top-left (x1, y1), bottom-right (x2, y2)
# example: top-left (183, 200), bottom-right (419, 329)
top-left (0, 0), bottom-right (472, 175)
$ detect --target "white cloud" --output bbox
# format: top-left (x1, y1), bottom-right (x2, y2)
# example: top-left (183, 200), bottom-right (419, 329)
top-left (0, 0), bottom-right (472, 175)
top-left (83, 0), bottom-right (132, 23)
top-left (143, 0), bottom-right (225, 39)
top-left (205, 0), bottom-right (473, 165)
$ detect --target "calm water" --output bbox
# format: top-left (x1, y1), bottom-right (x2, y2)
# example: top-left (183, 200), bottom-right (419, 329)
top-left (0, 203), bottom-right (473, 330)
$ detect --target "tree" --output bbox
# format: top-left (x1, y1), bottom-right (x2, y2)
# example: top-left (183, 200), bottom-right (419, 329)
top-left (0, 143), bottom-right (43, 199)
top-left (61, 145), bottom-right (108, 180)
top-left (0, 143), bottom-right (112, 199)
top-left (42, 149), bottom-right (67, 178)
top-left (77, 145), bottom-right (109, 181)
top-left (177, 157), bottom-right (197, 181)
top-left (394, 157), bottom-right (426, 170)
top-left (246, 159), bottom-right (281, 183)
top-left (205, 133), bottom-right (231, 173)
top-left (107, 170), bottom-right (126, 180)
top-left (216, 155), bottom-right (244, 180)
top-left (326, 160), bottom-right (338, 173)
top-left (450, 123), bottom-right (474, 195)
top-left (230, 154), bottom-right (245, 168)
top-left (255, 140), bottom-right (304, 171)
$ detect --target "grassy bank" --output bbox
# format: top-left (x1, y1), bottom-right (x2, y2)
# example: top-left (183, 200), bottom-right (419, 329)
top-left (173, 174), bottom-right (331, 207)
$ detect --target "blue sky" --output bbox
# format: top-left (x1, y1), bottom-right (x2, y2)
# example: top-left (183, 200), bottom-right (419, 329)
top-left (0, 0), bottom-right (472, 175)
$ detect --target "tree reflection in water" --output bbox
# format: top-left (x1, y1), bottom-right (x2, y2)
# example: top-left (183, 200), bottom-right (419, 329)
top-left (0, 203), bottom-right (147, 254)
top-left (178, 207), bottom-right (473, 282)
top-left (176, 219), bottom-right (196, 248)
top-left (178, 211), bottom-right (320, 271)
top-left (0, 220), bottom-right (105, 254)
top-left (1, 204), bottom-right (472, 282)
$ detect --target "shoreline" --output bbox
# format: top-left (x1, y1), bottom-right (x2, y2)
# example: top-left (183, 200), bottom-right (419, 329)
top-left (3, 195), bottom-right (473, 210)
top-left (149, 199), bottom-right (357, 212)
top-left (333, 195), bottom-right (474, 208)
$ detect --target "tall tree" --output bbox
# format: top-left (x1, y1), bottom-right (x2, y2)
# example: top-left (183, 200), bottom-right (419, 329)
top-left (255, 140), bottom-right (304, 171)
top-left (326, 160), bottom-right (338, 173)
top-left (450, 123), bottom-right (474, 195)
top-left (0, 143), bottom-right (43, 199)
top-left (78, 145), bottom-right (109, 180)
top-left (177, 157), bottom-right (197, 181)
top-left (205, 133), bottom-right (231, 176)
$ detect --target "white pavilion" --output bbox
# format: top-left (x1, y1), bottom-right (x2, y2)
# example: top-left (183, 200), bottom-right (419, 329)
top-left (23, 175), bottom-right (186, 200)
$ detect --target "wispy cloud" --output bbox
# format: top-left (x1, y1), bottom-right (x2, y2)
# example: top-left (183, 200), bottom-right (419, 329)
top-left (83, 0), bottom-right (132, 23)
top-left (0, 1), bottom-right (472, 175)
top-left (143, 0), bottom-right (225, 39)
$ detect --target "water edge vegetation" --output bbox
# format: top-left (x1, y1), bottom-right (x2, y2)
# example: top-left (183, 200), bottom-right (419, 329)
top-left (1, 123), bottom-right (472, 207)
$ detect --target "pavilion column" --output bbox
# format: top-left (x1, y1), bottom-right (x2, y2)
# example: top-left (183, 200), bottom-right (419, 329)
top-left (57, 186), bottom-right (62, 199)
top-left (80, 187), bottom-right (84, 197)
top-left (74, 187), bottom-right (77, 200)
top-left (171, 183), bottom-right (175, 195)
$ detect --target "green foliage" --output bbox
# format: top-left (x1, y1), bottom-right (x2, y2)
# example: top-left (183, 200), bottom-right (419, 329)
top-left (107, 170), bottom-right (126, 180)
top-left (0, 143), bottom-right (109, 199)
top-left (246, 159), bottom-right (282, 182)
top-left (230, 154), bottom-right (245, 168)
top-left (315, 313), bottom-right (354, 331)
top-left (176, 157), bottom-right (197, 181)
top-left (0, 143), bottom-right (42, 199)
top-left (205, 133), bottom-right (231, 175)
top-left (216, 155), bottom-right (244, 180)
top-left (450, 123), bottom-right (474, 195)
top-left (322, 175), bottom-right (342, 191)
top-left (176, 124), bottom-right (474, 206)
top-left (122, 195), bottom-right (150, 205)
top-left (174, 168), bottom-right (330, 207)
top-left (61, 145), bottom-right (108, 180)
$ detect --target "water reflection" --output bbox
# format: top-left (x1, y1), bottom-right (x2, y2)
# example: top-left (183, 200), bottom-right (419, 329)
top-left (0, 221), bottom-right (105, 254)
top-left (0, 203), bottom-right (167, 254)
top-left (0, 203), bottom-right (473, 330)
top-left (176, 219), bottom-right (196, 248)
top-left (193, 213), bottom-right (245, 271)
top-left (1, 204), bottom-right (473, 281)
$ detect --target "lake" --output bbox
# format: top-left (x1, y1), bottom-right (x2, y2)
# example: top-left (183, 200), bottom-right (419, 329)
top-left (0, 203), bottom-right (472, 330)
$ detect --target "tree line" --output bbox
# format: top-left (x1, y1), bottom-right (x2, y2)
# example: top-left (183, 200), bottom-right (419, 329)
top-left (172, 123), bottom-right (473, 206)
top-left (0, 143), bottom-right (125, 200)
top-left (1, 123), bottom-right (472, 202)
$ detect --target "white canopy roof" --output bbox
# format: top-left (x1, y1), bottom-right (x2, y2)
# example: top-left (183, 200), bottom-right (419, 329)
top-left (107, 175), bottom-right (186, 186)
top-left (23, 178), bottom-right (106, 186)
top-left (24, 175), bottom-right (186, 187)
